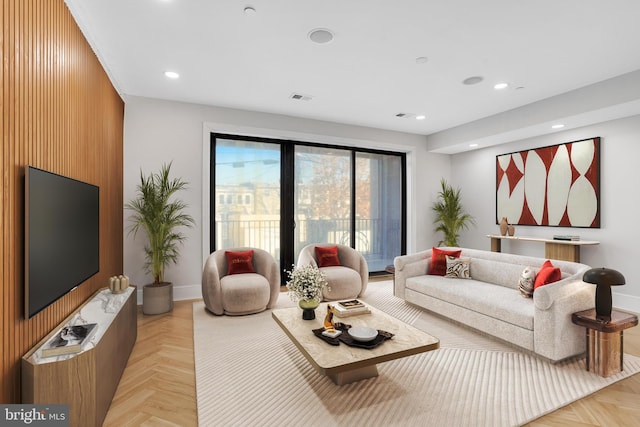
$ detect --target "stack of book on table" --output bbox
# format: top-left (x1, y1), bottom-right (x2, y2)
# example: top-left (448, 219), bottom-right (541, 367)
top-left (333, 299), bottom-right (371, 317)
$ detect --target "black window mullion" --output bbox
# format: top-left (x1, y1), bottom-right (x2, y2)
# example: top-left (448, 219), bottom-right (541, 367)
top-left (210, 134), bottom-right (217, 254)
top-left (350, 151), bottom-right (357, 249)
top-left (280, 142), bottom-right (295, 281)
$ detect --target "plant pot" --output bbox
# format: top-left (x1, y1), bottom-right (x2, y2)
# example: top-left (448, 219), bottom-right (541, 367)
top-left (299, 298), bottom-right (320, 320)
top-left (142, 282), bottom-right (173, 315)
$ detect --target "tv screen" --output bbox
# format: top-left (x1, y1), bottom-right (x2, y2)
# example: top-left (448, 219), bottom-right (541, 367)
top-left (25, 166), bottom-right (100, 318)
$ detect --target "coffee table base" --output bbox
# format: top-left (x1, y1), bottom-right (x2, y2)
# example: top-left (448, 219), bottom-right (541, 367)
top-left (328, 365), bottom-right (378, 385)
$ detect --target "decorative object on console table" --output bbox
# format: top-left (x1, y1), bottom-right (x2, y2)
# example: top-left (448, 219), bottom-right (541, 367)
top-left (500, 217), bottom-right (508, 236)
top-left (571, 308), bottom-right (638, 377)
top-left (109, 275), bottom-right (130, 294)
top-left (285, 264), bottom-right (328, 320)
top-left (41, 323), bottom-right (98, 357)
top-left (125, 162), bottom-right (195, 315)
top-left (507, 224), bottom-right (515, 236)
top-left (582, 267), bottom-right (625, 319)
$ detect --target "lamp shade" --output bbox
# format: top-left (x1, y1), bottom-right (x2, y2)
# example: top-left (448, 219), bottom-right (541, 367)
top-left (582, 268), bottom-right (625, 286)
top-left (582, 267), bottom-right (625, 319)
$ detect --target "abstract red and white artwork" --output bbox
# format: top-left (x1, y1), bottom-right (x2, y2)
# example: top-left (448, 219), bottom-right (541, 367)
top-left (496, 137), bottom-right (600, 228)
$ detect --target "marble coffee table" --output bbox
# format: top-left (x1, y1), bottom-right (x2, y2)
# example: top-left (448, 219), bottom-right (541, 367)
top-left (272, 303), bottom-right (439, 385)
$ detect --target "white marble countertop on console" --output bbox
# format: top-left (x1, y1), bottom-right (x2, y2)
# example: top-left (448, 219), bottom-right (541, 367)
top-left (29, 286), bottom-right (135, 365)
top-left (486, 234), bottom-right (599, 245)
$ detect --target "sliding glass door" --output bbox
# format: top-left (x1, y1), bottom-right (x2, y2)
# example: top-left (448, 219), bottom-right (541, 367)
top-left (213, 138), bottom-right (281, 262)
top-left (211, 134), bottom-right (405, 275)
top-left (355, 152), bottom-right (403, 272)
top-left (294, 145), bottom-right (352, 257)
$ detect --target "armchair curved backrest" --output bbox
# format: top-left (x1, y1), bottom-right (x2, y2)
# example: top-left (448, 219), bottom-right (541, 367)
top-left (202, 247), bottom-right (280, 315)
top-left (297, 244), bottom-right (368, 299)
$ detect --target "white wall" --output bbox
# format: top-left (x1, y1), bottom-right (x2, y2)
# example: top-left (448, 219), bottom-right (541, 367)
top-left (123, 96), bottom-right (449, 302)
top-left (450, 114), bottom-right (640, 312)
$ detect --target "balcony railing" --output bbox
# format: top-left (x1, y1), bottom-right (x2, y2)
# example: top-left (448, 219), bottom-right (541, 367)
top-left (215, 218), bottom-right (400, 272)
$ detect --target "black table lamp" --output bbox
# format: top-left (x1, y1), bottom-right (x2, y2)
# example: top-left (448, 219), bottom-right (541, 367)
top-left (582, 267), bottom-right (626, 319)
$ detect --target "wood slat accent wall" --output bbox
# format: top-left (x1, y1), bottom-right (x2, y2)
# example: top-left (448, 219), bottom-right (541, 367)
top-left (1, 0), bottom-right (124, 403)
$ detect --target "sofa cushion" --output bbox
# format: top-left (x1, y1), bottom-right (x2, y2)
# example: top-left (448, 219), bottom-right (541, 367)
top-left (429, 248), bottom-right (461, 276)
top-left (534, 260), bottom-right (562, 290)
top-left (316, 245), bottom-right (342, 267)
top-left (406, 276), bottom-right (534, 330)
top-left (469, 258), bottom-right (527, 290)
top-left (220, 273), bottom-right (270, 313)
top-left (445, 256), bottom-right (471, 279)
top-left (225, 250), bottom-right (256, 275)
top-left (320, 266), bottom-right (361, 300)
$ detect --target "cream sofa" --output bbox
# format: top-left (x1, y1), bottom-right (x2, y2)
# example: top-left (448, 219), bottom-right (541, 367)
top-left (393, 248), bottom-right (594, 362)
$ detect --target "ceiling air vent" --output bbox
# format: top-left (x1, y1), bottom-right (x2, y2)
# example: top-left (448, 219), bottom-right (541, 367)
top-left (395, 113), bottom-right (416, 119)
top-left (290, 93), bottom-right (313, 101)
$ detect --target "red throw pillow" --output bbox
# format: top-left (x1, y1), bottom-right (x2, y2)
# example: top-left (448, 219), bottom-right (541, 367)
top-left (225, 250), bottom-right (256, 275)
top-left (534, 259), bottom-right (561, 290)
top-left (315, 245), bottom-right (341, 267)
top-left (429, 247), bottom-right (462, 276)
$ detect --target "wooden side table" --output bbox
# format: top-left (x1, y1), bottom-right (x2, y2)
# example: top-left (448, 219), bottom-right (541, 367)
top-left (571, 308), bottom-right (638, 377)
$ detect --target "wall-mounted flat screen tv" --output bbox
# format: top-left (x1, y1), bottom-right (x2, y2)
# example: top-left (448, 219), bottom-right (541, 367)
top-left (25, 166), bottom-right (100, 318)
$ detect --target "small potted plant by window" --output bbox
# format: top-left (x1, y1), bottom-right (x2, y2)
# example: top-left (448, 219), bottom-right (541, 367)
top-left (126, 162), bottom-right (195, 314)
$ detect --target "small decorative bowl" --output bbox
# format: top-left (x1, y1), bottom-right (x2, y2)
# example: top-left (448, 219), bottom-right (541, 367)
top-left (348, 326), bottom-right (378, 342)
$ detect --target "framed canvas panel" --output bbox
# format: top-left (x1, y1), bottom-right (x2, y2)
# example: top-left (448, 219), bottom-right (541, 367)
top-left (496, 137), bottom-right (600, 228)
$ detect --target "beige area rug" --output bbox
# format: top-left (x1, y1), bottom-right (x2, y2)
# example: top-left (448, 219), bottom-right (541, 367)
top-left (193, 281), bottom-right (640, 427)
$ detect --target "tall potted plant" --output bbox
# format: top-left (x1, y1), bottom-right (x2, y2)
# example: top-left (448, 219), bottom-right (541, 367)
top-left (126, 162), bottom-right (195, 314)
top-left (432, 178), bottom-right (476, 247)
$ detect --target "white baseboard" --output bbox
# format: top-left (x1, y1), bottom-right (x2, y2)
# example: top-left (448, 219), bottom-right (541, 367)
top-left (135, 283), bottom-right (202, 305)
top-left (613, 291), bottom-right (640, 314)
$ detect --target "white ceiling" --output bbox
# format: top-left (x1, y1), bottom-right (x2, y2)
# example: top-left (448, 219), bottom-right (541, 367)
top-left (65, 0), bottom-right (640, 152)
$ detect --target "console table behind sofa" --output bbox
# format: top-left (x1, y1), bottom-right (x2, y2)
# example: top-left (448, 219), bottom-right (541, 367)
top-left (487, 234), bottom-right (599, 263)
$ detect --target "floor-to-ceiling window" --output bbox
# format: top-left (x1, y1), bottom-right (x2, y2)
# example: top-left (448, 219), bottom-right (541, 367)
top-left (210, 134), bottom-right (405, 275)
top-left (213, 138), bottom-right (281, 260)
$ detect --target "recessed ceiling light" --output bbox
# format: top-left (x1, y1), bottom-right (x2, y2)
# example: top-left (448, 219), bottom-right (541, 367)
top-left (494, 82), bottom-right (509, 90)
top-left (469, 143), bottom-right (478, 148)
top-left (415, 115), bottom-right (426, 120)
top-left (551, 124), bottom-right (565, 129)
top-left (308, 28), bottom-right (334, 44)
top-left (462, 76), bottom-right (484, 85)
top-left (164, 71), bottom-right (179, 79)
top-left (415, 56), bottom-right (429, 64)
top-left (243, 6), bottom-right (256, 15)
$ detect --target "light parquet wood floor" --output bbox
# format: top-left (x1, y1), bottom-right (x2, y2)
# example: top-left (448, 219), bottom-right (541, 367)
top-left (104, 299), bottom-right (640, 427)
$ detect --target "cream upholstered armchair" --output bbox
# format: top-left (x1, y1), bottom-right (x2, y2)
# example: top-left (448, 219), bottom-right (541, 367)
top-left (297, 244), bottom-right (368, 301)
top-left (202, 247), bottom-right (280, 315)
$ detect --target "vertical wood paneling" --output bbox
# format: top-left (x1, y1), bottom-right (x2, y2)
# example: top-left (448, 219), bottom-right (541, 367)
top-left (1, 0), bottom-right (124, 403)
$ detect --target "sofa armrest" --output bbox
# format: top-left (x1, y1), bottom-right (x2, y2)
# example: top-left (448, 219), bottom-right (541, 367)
top-left (202, 254), bottom-right (224, 315)
top-left (393, 250), bottom-right (431, 299)
top-left (533, 278), bottom-right (595, 361)
top-left (534, 278), bottom-right (592, 311)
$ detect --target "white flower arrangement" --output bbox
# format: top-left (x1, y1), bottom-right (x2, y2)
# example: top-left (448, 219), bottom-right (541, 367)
top-left (285, 264), bottom-right (328, 302)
